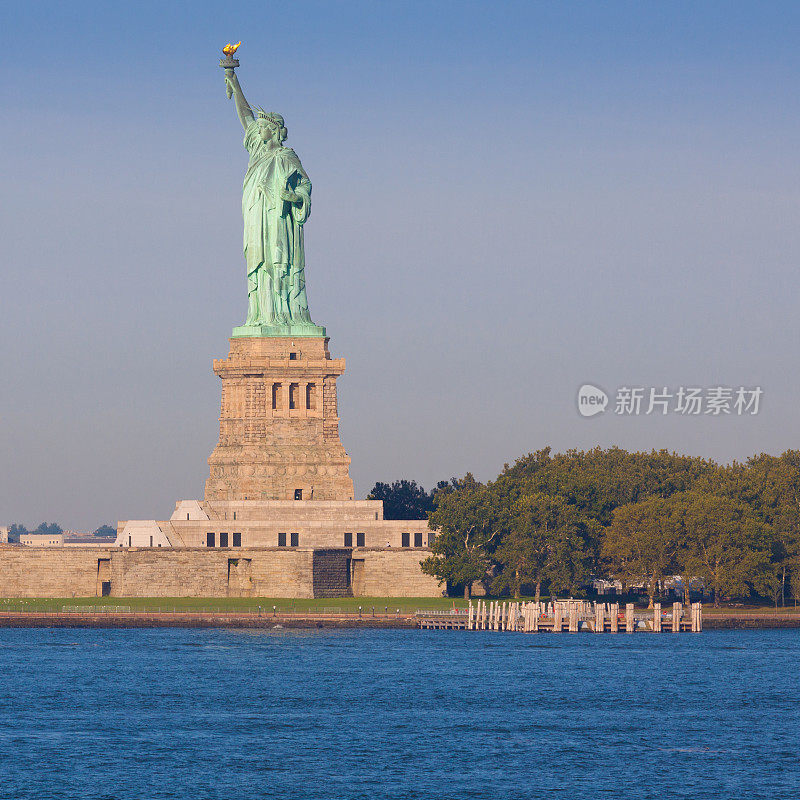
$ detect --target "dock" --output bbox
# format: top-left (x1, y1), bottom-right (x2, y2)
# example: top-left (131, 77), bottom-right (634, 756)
top-left (417, 600), bottom-right (703, 632)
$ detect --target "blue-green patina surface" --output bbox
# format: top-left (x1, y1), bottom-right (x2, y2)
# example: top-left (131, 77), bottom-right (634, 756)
top-left (222, 49), bottom-right (325, 338)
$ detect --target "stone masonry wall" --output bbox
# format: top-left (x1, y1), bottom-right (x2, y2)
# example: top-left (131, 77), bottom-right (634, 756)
top-left (0, 547), bottom-right (315, 598)
top-left (205, 336), bottom-right (354, 502)
top-left (352, 549), bottom-right (443, 597)
top-left (0, 547), bottom-right (107, 597)
top-left (0, 546), bottom-right (441, 598)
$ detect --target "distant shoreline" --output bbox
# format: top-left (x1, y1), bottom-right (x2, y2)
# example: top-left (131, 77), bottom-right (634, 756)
top-left (0, 610), bottom-right (798, 630)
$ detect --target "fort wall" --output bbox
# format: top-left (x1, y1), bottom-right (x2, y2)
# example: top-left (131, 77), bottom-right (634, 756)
top-left (0, 545), bottom-right (441, 598)
top-left (353, 549), bottom-right (441, 597)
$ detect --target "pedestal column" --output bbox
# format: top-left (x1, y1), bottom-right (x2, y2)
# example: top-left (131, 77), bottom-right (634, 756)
top-left (205, 336), bottom-right (354, 501)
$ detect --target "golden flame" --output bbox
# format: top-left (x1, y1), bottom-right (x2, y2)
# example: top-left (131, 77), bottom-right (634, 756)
top-left (222, 41), bottom-right (241, 57)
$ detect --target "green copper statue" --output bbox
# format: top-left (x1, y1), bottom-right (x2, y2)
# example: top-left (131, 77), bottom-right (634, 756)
top-left (220, 43), bottom-right (325, 337)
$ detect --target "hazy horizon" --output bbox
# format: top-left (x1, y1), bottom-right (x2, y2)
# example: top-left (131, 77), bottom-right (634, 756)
top-left (2, 1), bottom-right (799, 530)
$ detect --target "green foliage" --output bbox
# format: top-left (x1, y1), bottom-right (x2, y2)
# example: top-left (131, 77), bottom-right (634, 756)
top-left (93, 525), bottom-right (116, 538)
top-left (7, 523), bottom-right (63, 542)
top-left (33, 522), bottom-right (63, 537)
top-left (410, 446), bottom-right (800, 604)
top-left (679, 491), bottom-right (772, 606)
top-left (790, 568), bottom-right (800, 607)
top-left (7, 524), bottom-right (28, 543)
top-left (491, 493), bottom-right (588, 599)
top-left (421, 475), bottom-right (500, 598)
top-left (603, 496), bottom-right (684, 607)
top-left (366, 479), bottom-right (455, 520)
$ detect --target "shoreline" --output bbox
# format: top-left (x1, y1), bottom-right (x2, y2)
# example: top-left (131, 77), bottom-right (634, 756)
top-left (0, 611), bottom-right (416, 629)
top-left (0, 610), bottom-right (798, 629)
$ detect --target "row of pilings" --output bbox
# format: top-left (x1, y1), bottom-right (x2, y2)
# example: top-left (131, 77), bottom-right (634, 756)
top-left (462, 599), bottom-right (703, 632)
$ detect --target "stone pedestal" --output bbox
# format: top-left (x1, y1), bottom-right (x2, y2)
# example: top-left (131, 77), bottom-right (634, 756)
top-left (205, 336), bottom-right (354, 501)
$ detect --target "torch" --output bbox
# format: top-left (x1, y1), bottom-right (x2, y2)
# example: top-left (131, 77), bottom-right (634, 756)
top-left (220, 41), bottom-right (242, 98)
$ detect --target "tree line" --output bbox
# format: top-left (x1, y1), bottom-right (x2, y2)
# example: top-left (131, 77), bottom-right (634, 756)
top-left (369, 448), bottom-right (800, 606)
top-left (5, 523), bottom-right (116, 542)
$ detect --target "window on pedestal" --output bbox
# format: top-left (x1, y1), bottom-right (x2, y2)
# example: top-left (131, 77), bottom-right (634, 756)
top-left (401, 532), bottom-right (410, 548)
top-left (206, 532), bottom-right (215, 547)
top-left (344, 532), bottom-right (353, 547)
top-left (306, 383), bottom-right (316, 410)
top-left (232, 532), bottom-right (241, 547)
top-left (356, 532), bottom-right (365, 547)
top-left (289, 352), bottom-right (298, 360)
top-left (220, 532), bottom-right (229, 547)
top-left (414, 532), bottom-right (423, 547)
top-left (278, 532), bottom-right (287, 547)
top-left (272, 383), bottom-right (282, 410)
top-left (289, 383), bottom-right (299, 409)
top-left (290, 532), bottom-right (299, 547)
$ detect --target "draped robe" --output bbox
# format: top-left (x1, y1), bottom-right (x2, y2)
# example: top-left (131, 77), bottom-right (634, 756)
top-left (242, 120), bottom-right (312, 326)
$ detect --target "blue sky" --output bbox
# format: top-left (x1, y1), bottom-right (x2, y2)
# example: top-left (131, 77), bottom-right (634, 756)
top-left (2, 1), bottom-right (800, 529)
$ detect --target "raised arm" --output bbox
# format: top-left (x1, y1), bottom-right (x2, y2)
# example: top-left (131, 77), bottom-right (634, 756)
top-left (224, 69), bottom-right (255, 130)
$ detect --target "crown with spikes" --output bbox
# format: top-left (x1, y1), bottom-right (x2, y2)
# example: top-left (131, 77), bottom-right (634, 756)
top-left (253, 106), bottom-right (284, 127)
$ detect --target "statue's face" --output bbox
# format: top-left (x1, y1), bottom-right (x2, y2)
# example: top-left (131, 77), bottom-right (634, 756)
top-left (258, 120), bottom-right (279, 144)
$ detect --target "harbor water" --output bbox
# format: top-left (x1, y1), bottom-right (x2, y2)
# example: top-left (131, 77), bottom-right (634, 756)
top-left (0, 627), bottom-right (797, 799)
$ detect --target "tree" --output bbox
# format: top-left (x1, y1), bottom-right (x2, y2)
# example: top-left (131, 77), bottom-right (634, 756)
top-left (745, 452), bottom-right (800, 606)
top-left (790, 566), bottom-right (800, 609)
top-left (93, 525), bottom-right (116, 538)
top-left (367, 479), bottom-right (435, 520)
top-left (680, 492), bottom-right (771, 607)
top-left (491, 493), bottom-right (587, 600)
top-left (33, 522), bottom-right (63, 537)
top-left (602, 497), bottom-right (683, 608)
top-left (494, 446), bottom-right (716, 575)
top-left (7, 524), bottom-right (29, 543)
top-left (421, 475), bottom-right (500, 599)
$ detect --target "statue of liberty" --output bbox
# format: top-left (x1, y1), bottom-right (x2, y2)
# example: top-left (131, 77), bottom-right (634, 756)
top-left (220, 44), bottom-right (325, 337)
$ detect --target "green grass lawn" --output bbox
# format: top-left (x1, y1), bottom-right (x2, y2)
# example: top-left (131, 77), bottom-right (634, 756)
top-left (0, 596), bottom-right (470, 614)
top-left (2, 596), bottom-right (792, 614)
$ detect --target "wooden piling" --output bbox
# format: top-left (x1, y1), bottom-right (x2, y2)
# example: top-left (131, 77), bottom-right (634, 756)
top-left (595, 602), bottom-right (605, 632)
top-left (419, 598), bottom-right (702, 636)
top-left (568, 601), bottom-right (579, 632)
top-left (672, 602), bottom-right (681, 633)
top-left (691, 601), bottom-right (702, 632)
